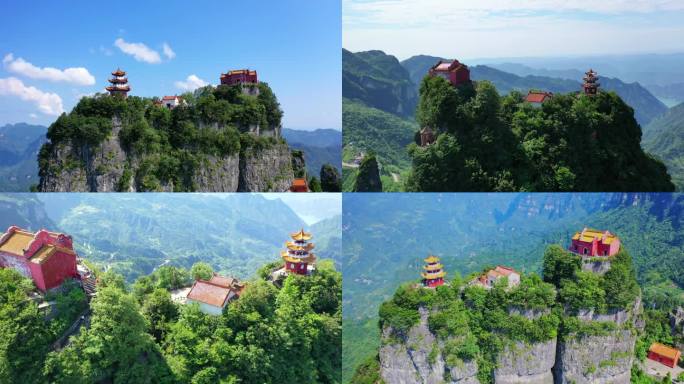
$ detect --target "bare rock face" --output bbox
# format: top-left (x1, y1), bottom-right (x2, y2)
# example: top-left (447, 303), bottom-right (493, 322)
top-left (494, 339), bottom-right (556, 384)
top-left (39, 116), bottom-right (295, 192)
top-left (671, 307), bottom-right (684, 351)
top-left (379, 308), bottom-right (479, 384)
top-left (238, 143), bottom-right (294, 192)
top-left (580, 259), bottom-right (613, 275)
top-left (191, 154), bottom-right (240, 192)
top-left (553, 329), bottom-right (635, 384)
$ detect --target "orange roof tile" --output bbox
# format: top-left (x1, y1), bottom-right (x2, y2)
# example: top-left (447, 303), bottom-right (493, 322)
top-left (187, 280), bottom-right (231, 308)
top-left (649, 343), bottom-right (681, 361)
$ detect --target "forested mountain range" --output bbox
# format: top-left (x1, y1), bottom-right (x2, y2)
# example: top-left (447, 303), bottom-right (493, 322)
top-left (0, 123), bottom-right (46, 191)
top-left (643, 102), bottom-right (684, 190)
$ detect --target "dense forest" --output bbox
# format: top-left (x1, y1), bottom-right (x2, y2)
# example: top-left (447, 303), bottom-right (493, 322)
top-left (38, 83), bottom-right (285, 192)
top-left (0, 259), bottom-right (342, 383)
top-left (407, 76), bottom-right (674, 192)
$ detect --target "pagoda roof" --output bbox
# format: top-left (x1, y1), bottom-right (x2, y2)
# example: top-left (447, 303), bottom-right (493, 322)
top-left (208, 274), bottom-right (238, 289)
top-left (111, 68), bottom-right (126, 76)
top-left (106, 85), bottom-right (130, 91)
top-left (649, 343), bottom-right (681, 360)
top-left (281, 250), bottom-right (316, 264)
top-left (572, 228), bottom-right (618, 244)
top-left (161, 95), bottom-right (180, 101)
top-left (423, 263), bottom-right (443, 271)
top-left (108, 77), bottom-right (128, 84)
top-left (225, 69), bottom-right (257, 76)
top-left (421, 270), bottom-right (446, 279)
top-left (290, 229), bottom-right (312, 241)
top-left (424, 255), bottom-right (440, 263)
top-left (286, 241), bottom-right (315, 252)
top-left (431, 60), bottom-right (466, 73)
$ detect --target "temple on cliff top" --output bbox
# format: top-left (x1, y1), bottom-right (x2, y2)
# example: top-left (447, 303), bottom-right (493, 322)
top-left (428, 59), bottom-right (471, 87)
top-left (220, 69), bottom-right (259, 96)
top-left (280, 229), bottom-right (316, 275)
top-left (421, 255), bottom-right (445, 288)
top-left (106, 68), bottom-right (130, 97)
top-left (0, 226), bottom-right (78, 291)
top-left (569, 228), bottom-right (620, 257)
top-left (583, 69), bottom-right (600, 96)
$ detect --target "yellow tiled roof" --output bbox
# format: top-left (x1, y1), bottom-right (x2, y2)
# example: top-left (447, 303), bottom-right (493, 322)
top-left (423, 263), bottom-right (443, 271)
top-left (421, 270), bottom-right (446, 279)
top-left (285, 241), bottom-right (315, 252)
top-left (290, 229), bottom-right (312, 241)
top-left (572, 228), bottom-right (617, 244)
top-left (649, 343), bottom-right (681, 360)
top-left (29, 245), bottom-right (75, 264)
top-left (0, 230), bottom-right (34, 255)
top-left (281, 251), bottom-right (316, 264)
top-left (424, 255), bottom-right (440, 263)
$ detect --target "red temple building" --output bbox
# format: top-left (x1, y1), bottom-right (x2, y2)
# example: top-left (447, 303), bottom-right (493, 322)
top-left (570, 228), bottom-right (620, 257)
top-left (582, 69), bottom-right (600, 96)
top-left (0, 226), bottom-right (78, 292)
top-left (525, 91), bottom-right (554, 107)
top-left (186, 274), bottom-right (245, 316)
top-left (648, 343), bottom-right (681, 368)
top-left (473, 265), bottom-right (520, 289)
top-left (428, 60), bottom-right (471, 87)
top-left (220, 69), bottom-right (258, 86)
top-left (421, 255), bottom-right (445, 288)
top-left (290, 178), bottom-right (309, 192)
top-left (281, 229), bottom-right (316, 275)
top-left (106, 68), bottom-right (130, 97)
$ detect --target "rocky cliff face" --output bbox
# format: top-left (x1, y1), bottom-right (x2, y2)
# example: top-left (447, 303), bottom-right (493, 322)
top-left (671, 307), bottom-right (684, 351)
top-left (39, 116), bottom-right (295, 192)
top-left (238, 143), bottom-right (294, 192)
top-left (495, 339), bottom-right (556, 384)
top-left (553, 329), bottom-right (636, 384)
top-left (379, 307), bottom-right (480, 384)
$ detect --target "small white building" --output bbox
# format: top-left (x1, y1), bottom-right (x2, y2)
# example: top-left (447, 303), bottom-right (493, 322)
top-left (472, 265), bottom-right (521, 289)
top-left (185, 274), bottom-right (244, 316)
top-left (159, 95), bottom-right (184, 109)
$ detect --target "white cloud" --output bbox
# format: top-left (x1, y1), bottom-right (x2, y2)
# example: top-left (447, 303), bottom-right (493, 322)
top-left (174, 74), bottom-right (208, 91)
top-left (3, 53), bottom-right (96, 86)
top-left (29, 113), bottom-right (38, 119)
top-left (0, 77), bottom-right (64, 116)
top-left (99, 45), bottom-right (114, 56)
top-left (162, 43), bottom-right (176, 60)
top-left (114, 38), bottom-right (161, 64)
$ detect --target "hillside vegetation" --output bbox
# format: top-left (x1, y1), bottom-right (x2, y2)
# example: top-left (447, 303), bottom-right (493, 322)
top-left (643, 102), bottom-right (684, 190)
top-left (407, 76), bottom-right (674, 191)
top-left (0, 260), bottom-right (341, 384)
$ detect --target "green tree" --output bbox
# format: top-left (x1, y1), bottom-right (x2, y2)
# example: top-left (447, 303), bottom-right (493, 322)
top-left (190, 262), bottom-right (214, 281)
top-left (353, 153), bottom-right (382, 192)
top-left (320, 164), bottom-right (342, 192)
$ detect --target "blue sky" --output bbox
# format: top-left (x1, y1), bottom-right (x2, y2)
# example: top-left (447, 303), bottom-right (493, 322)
top-left (0, 0), bottom-right (341, 130)
top-left (344, 0), bottom-right (684, 60)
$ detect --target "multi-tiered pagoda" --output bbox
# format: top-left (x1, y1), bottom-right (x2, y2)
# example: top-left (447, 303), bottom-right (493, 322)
top-left (421, 255), bottom-right (445, 287)
top-left (280, 229), bottom-right (316, 275)
top-left (582, 69), bottom-right (600, 96)
top-left (106, 68), bottom-right (130, 97)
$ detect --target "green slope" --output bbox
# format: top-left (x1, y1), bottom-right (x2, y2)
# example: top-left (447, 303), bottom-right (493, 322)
top-left (643, 102), bottom-right (684, 190)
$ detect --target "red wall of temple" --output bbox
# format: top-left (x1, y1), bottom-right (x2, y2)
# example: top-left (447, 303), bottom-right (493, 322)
top-left (37, 251), bottom-right (78, 291)
top-left (285, 261), bottom-right (308, 275)
top-left (424, 278), bottom-right (444, 288)
top-left (221, 72), bottom-right (258, 85)
top-left (449, 67), bottom-right (470, 86)
top-left (570, 239), bottom-right (620, 257)
top-left (648, 352), bottom-right (677, 368)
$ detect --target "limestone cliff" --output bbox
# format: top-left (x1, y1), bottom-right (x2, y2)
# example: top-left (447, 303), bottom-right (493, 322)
top-left (38, 116), bottom-right (295, 192)
top-left (379, 308), bottom-right (480, 384)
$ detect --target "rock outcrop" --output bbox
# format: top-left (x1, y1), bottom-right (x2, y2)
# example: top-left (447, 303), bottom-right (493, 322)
top-left (580, 259), bottom-right (613, 276)
top-left (238, 143), bottom-right (294, 192)
top-left (671, 307), bottom-right (684, 351)
top-left (553, 329), bottom-right (636, 384)
top-left (39, 116), bottom-right (295, 192)
top-left (495, 339), bottom-right (556, 384)
top-left (379, 307), bottom-right (479, 384)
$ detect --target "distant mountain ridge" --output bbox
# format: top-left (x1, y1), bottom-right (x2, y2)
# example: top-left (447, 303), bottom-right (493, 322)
top-left (282, 128), bottom-right (341, 176)
top-left (0, 123), bottom-right (47, 191)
